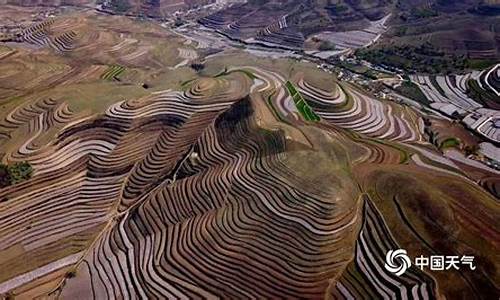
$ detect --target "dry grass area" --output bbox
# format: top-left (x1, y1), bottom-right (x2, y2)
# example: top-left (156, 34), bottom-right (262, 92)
top-left (0, 8), bottom-right (198, 117)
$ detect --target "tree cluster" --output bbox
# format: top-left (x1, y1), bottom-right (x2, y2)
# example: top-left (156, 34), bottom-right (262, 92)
top-left (190, 63), bottom-right (205, 72)
top-left (0, 162), bottom-right (33, 188)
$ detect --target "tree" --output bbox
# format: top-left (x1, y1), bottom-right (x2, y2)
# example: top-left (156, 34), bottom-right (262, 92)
top-left (9, 162), bottom-right (33, 185)
top-left (318, 41), bottom-right (336, 51)
top-left (464, 144), bottom-right (480, 156)
top-left (66, 270), bottom-right (77, 278)
top-left (110, 0), bottom-right (131, 13)
top-left (0, 164), bottom-right (10, 188)
top-left (0, 161), bottom-right (33, 188)
top-left (190, 63), bottom-right (205, 73)
top-left (174, 17), bottom-right (184, 27)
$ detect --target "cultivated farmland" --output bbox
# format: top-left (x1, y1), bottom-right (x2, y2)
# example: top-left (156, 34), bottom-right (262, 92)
top-left (0, 5), bottom-right (499, 300)
top-left (285, 81), bottom-right (320, 122)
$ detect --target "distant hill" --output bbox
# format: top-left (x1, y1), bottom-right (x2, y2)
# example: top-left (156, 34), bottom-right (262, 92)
top-left (2, 0), bottom-right (498, 70)
top-left (0, 0), bottom-right (215, 16)
top-left (0, 0), bottom-right (94, 5)
top-left (199, 0), bottom-right (393, 49)
top-left (98, 0), bottom-right (215, 16)
top-left (369, 0), bottom-right (500, 72)
top-left (199, 0), bottom-right (499, 70)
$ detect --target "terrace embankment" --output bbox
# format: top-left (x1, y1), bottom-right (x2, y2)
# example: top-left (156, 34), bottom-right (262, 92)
top-left (0, 8), bottom-right (499, 299)
top-left (1, 63), bottom-right (498, 298)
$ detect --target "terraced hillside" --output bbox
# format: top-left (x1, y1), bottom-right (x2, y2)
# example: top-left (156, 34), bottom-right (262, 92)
top-left (0, 6), bottom-right (499, 300)
top-left (3, 0), bottom-right (215, 16)
top-left (357, 1), bottom-right (500, 72)
top-left (413, 69), bottom-right (500, 111)
top-left (2, 62), bottom-right (499, 298)
top-left (199, 0), bottom-right (393, 50)
top-left (99, 0), bottom-right (217, 16)
top-left (199, 0), bottom-right (499, 66)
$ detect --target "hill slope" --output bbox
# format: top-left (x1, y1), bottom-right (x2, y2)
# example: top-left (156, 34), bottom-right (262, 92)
top-left (199, 0), bottom-right (499, 65)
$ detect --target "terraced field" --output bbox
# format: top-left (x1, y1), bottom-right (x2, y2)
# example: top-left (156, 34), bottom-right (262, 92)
top-left (101, 65), bottom-right (125, 81)
top-left (0, 6), bottom-right (499, 300)
top-left (198, 0), bottom-right (392, 51)
top-left (410, 73), bottom-right (483, 111)
top-left (307, 14), bottom-right (390, 58)
top-left (409, 68), bottom-right (500, 146)
top-left (285, 81), bottom-right (320, 122)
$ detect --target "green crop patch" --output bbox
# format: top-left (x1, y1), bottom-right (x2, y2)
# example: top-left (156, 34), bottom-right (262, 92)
top-left (101, 65), bottom-right (126, 81)
top-left (439, 137), bottom-right (460, 150)
top-left (285, 81), bottom-right (320, 122)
